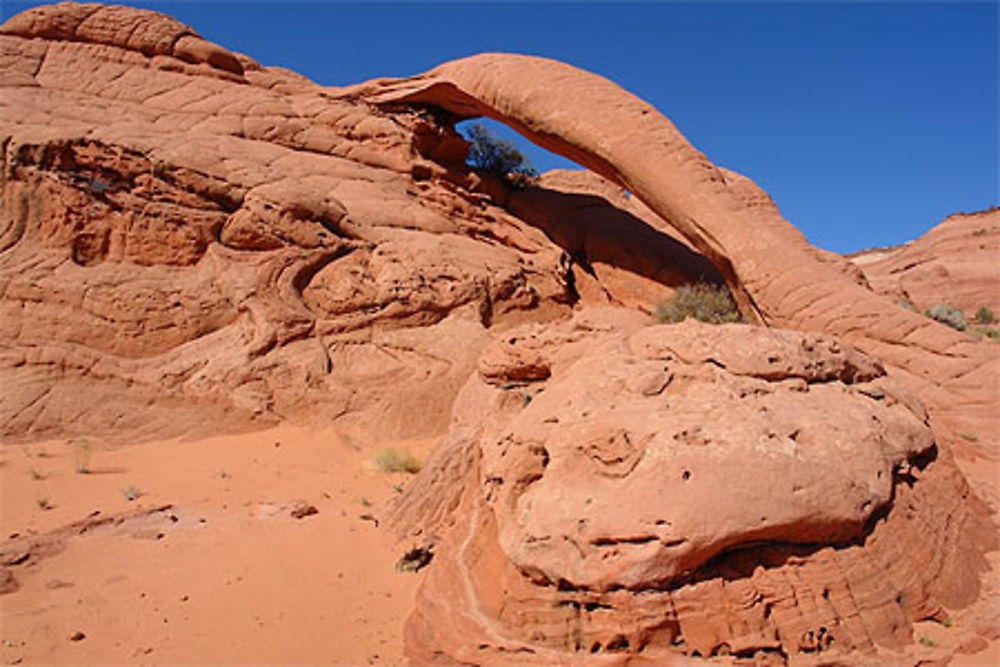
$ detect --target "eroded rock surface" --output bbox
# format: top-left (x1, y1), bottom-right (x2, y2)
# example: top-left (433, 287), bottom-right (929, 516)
top-left (0, 3), bottom-right (714, 443)
top-left (392, 317), bottom-right (994, 664)
top-left (851, 208), bottom-right (1000, 318)
top-left (1, 4), bottom-right (997, 665)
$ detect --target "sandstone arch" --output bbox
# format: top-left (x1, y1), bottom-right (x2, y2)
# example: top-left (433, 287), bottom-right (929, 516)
top-left (350, 55), bottom-right (999, 442)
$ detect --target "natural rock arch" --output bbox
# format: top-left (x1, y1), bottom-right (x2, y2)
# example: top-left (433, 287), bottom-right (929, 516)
top-left (348, 54), bottom-right (998, 434)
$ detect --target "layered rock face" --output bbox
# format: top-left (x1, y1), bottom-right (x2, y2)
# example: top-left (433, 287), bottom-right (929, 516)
top-left (851, 208), bottom-right (1000, 318)
top-left (0, 3), bottom-right (713, 443)
top-left (2, 3), bottom-right (997, 665)
top-left (393, 315), bottom-right (992, 663)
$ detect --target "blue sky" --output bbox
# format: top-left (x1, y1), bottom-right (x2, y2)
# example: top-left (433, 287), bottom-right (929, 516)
top-left (3, 1), bottom-right (997, 253)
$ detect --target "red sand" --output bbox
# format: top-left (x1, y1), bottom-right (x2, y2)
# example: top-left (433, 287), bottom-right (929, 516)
top-left (0, 427), bottom-right (435, 665)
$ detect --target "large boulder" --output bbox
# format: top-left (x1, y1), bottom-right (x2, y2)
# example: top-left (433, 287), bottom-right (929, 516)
top-left (390, 316), bottom-right (994, 663)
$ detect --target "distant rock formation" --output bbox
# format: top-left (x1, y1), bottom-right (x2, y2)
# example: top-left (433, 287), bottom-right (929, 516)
top-left (1, 4), bottom-right (997, 664)
top-left (851, 208), bottom-right (1000, 318)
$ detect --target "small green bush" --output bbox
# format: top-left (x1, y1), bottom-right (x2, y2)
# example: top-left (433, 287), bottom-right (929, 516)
top-left (655, 283), bottom-right (743, 325)
top-left (924, 304), bottom-right (967, 331)
top-left (373, 448), bottom-right (422, 474)
top-left (973, 306), bottom-right (995, 324)
top-left (463, 123), bottom-right (538, 187)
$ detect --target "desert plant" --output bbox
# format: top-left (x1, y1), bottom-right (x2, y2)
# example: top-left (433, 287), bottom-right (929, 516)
top-left (924, 303), bottom-right (967, 331)
top-left (36, 497), bottom-right (51, 511)
top-left (373, 448), bottom-right (422, 474)
top-left (122, 485), bottom-right (141, 502)
top-left (396, 545), bottom-right (434, 573)
top-left (655, 283), bottom-right (743, 325)
top-left (973, 306), bottom-right (995, 324)
top-left (29, 469), bottom-right (47, 481)
top-left (895, 298), bottom-right (917, 312)
top-left (68, 437), bottom-right (96, 474)
top-left (463, 123), bottom-right (538, 187)
top-left (976, 327), bottom-right (1000, 341)
top-left (917, 635), bottom-right (938, 648)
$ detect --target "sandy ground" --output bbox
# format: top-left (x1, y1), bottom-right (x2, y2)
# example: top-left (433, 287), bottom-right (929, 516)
top-left (0, 426), bottom-right (436, 665)
top-left (2, 426), bottom-right (997, 665)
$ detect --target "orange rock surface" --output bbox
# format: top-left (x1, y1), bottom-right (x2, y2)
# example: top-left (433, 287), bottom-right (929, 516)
top-left (851, 208), bottom-right (1000, 319)
top-left (1, 3), bottom-right (997, 665)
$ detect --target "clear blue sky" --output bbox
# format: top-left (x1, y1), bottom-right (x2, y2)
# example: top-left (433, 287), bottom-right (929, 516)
top-left (4, 1), bottom-right (997, 253)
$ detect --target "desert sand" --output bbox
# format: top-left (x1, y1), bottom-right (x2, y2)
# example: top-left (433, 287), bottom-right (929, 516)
top-left (1, 426), bottom-right (436, 665)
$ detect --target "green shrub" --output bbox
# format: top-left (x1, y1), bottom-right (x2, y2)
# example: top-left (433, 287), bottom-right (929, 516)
top-left (655, 283), bottom-right (743, 325)
top-left (463, 123), bottom-right (538, 187)
top-left (979, 328), bottom-right (1000, 341)
top-left (924, 304), bottom-right (967, 331)
top-left (373, 448), bottom-right (422, 474)
top-left (973, 306), bottom-right (995, 324)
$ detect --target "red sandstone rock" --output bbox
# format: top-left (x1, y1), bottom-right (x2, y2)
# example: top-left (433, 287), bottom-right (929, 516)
top-left (0, 4), bottom-right (705, 444)
top-left (850, 208), bottom-right (1000, 319)
top-left (1, 4), bottom-right (998, 665)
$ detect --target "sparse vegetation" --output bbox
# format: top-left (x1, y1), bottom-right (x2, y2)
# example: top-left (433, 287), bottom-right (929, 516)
top-left (339, 433), bottom-right (362, 452)
top-left (69, 437), bottom-right (96, 474)
top-left (396, 545), bottom-right (434, 573)
top-left (373, 447), bottom-right (422, 474)
top-left (655, 283), bottom-right (743, 325)
top-left (973, 306), bottom-right (995, 324)
top-left (924, 303), bottom-right (967, 331)
top-left (917, 635), bottom-right (938, 648)
top-left (463, 122), bottom-right (538, 188)
top-left (359, 497), bottom-right (372, 508)
top-left (895, 298), bottom-right (917, 312)
top-left (29, 469), bottom-right (47, 481)
top-left (36, 497), bottom-right (51, 511)
top-left (959, 432), bottom-right (979, 442)
top-left (122, 485), bottom-right (141, 502)
top-left (974, 327), bottom-right (1000, 342)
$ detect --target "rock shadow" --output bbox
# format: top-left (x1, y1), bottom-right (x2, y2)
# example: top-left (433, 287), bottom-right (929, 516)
top-left (508, 186), bottom-right (724, 294)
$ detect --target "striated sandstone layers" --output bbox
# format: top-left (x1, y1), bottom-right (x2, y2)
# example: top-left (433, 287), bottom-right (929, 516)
top-left (353, 45), bottom-right (1000, 667)
top-left (0, 3), bottom-right (712, 444)
top-left (392, 314), bottom-right (993, 663)
top-left (1, 3), bottom-right (998, 665)
top-left (851, 208), bottom-right (1000, 318)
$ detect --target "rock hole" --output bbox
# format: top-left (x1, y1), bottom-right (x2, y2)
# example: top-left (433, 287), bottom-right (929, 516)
top-left (589, 642), bottom-right (601, 653)
top-left (606, 635), bottom-right (630, 652)
top-left (681, 470), bottom-right (691, 481)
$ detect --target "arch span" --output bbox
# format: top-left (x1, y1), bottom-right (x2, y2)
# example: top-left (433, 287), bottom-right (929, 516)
top-left (348, 54), bottom-right (997, 424)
